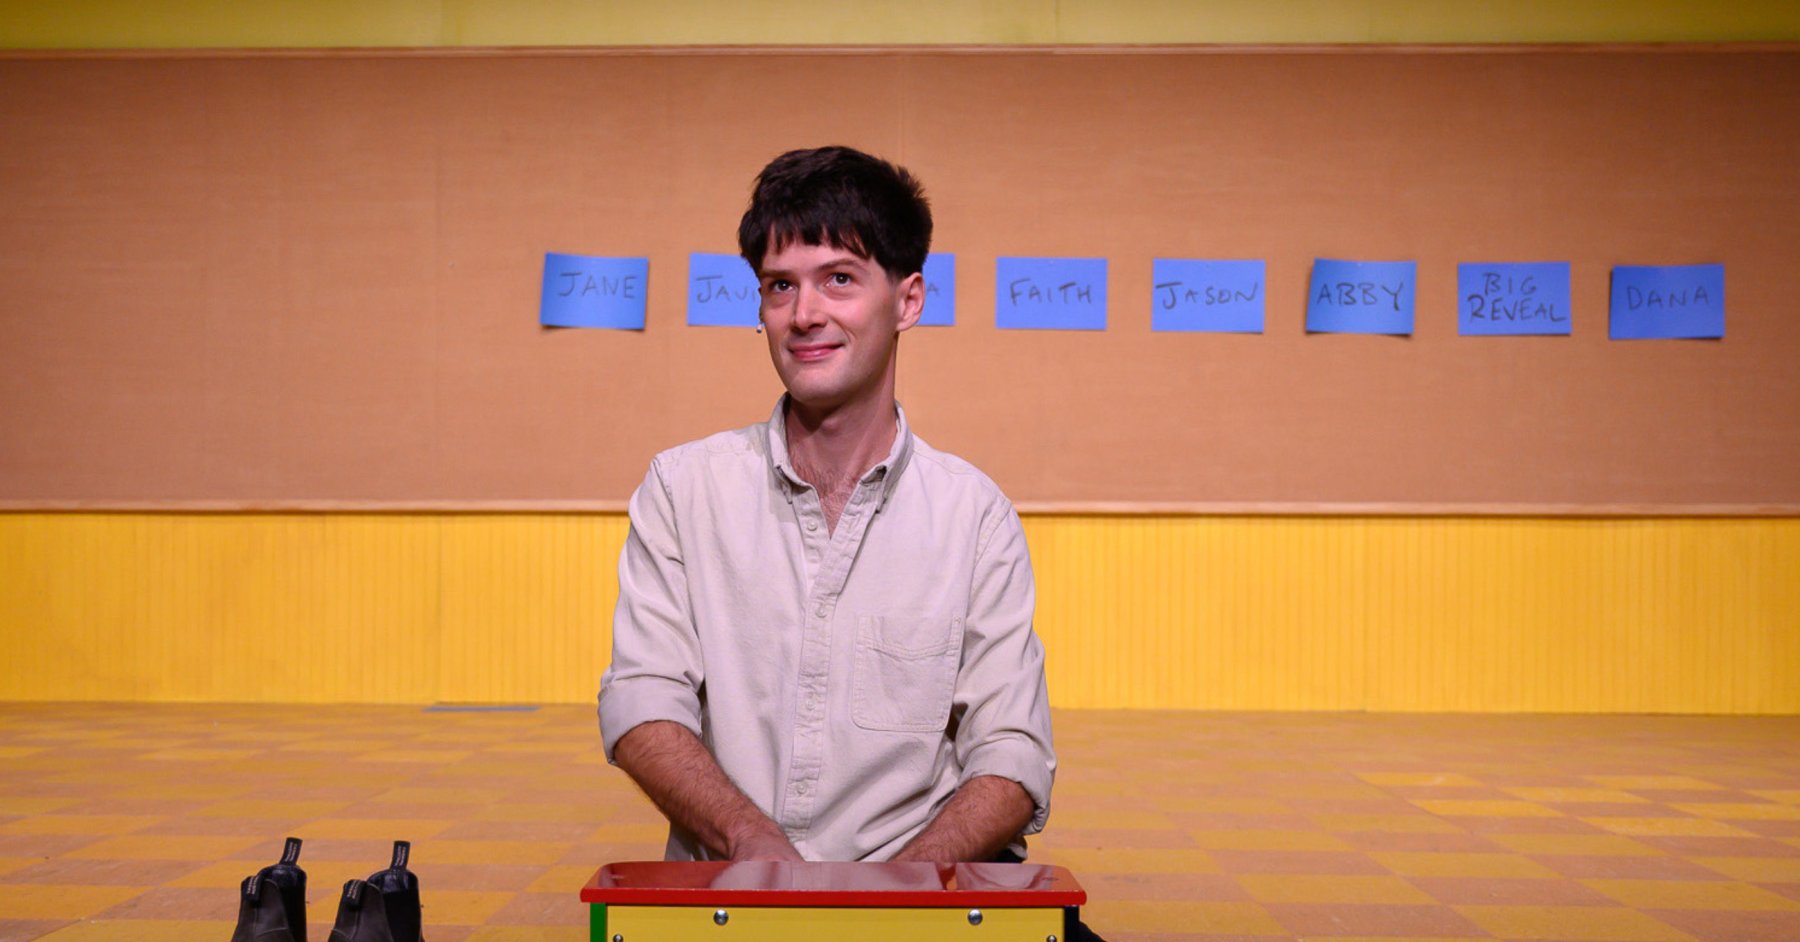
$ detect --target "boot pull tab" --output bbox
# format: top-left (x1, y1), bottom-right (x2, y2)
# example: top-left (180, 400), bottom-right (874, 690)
top-left (281, 836), bottom-right (303, 866)
top-left (341, 879), bottom-right (366, 909)
top-left (389, 840), bottom-right (410, 871)
top-left (243, 872), bottom-right (262, 902)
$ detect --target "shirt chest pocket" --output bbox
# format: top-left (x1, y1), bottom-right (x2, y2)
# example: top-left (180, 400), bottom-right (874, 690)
top-left (851, 615), bottom-right (964, 733)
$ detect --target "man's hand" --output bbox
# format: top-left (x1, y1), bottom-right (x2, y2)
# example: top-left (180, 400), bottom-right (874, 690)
top-left (890, 775), bottom-right (1034, 863)
top-left (612, 720), bottom-right (803, 862)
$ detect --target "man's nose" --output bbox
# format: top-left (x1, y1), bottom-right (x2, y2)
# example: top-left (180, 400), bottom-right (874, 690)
top-left (793, 283), bottom-right (828, 330)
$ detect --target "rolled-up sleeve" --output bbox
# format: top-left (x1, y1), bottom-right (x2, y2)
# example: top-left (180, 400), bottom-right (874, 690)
top-left (598, 457), bottom-right (705, 762)
top-left (952, 503), bottom-right (1056, 834)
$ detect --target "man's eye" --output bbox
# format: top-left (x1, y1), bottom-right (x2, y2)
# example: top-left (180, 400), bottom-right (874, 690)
top-left (767, 280), bottom-right (792, 293)
top-left (828, 273), bottom-right (852, 286)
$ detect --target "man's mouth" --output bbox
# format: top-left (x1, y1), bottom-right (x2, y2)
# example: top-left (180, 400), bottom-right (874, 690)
top-left (789, 344), bottom-right (839, 363)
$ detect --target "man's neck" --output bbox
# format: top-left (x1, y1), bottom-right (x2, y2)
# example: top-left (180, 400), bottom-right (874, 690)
top-left (785, 395), bottom-right (897, 532)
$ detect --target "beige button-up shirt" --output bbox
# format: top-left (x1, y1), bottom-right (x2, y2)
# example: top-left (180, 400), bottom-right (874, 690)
top-left (598, 399), bottom-right (1055, 862)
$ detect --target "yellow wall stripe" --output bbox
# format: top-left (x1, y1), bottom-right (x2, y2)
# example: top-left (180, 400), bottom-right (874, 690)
top-left (2, 513), bottom-right (1794, 712)
top-left (2, 0), bottom-right (1798, 50)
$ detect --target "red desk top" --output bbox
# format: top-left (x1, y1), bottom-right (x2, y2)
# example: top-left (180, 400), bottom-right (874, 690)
top-left (580, 861), bottom-right (1086, 907)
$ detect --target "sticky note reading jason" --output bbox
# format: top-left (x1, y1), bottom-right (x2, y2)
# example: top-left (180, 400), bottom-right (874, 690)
top-left (919, 253), bottom-right (955, 326)
top-left (539, 253), bottom-right (648, 329)
top-left (686, 252), bottom-right (761, 327)
top-left (1609, 264), bottom-right (1725, 339)
top-left (996, 257), bottom-right (1108, 330)
top-left (1458, 262), bottom-right (1571, 336)
top-left (1306, 259), bottom-right (1416, 335)
top-left (1151, 259), bottom-right (1265, 333)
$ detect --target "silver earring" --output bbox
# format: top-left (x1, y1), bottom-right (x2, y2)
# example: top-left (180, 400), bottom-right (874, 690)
top-left (756, 322), bottom-right (764, 334)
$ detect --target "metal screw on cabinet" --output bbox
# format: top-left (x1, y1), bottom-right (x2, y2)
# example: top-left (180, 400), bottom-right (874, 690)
top-left (967, 909), bottom-right (983, 926)
top-left (1047, 936), bottom-right (1058, 942)
top-left (611, 935), bottom-right (623, 942)
top-left (714, 909), bottom-right (729, 926)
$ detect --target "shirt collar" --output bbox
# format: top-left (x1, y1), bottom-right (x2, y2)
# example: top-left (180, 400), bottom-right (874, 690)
top-left (766, 395), bottom-right (914, 510)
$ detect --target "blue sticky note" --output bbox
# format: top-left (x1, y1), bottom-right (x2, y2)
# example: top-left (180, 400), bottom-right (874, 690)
top-left (996, 257), bottom-right (1108, 330)
top-left (539, 253), bottom-right (648, 329)
top-left (687, 252), bottom-right (761, 327)
top-left (1307, 259), bottom-right (1416, 334)
top-left (1458, 262), bottom-right (1572, 336)
top-left (1151, 259), bottom-right (1265, 333)
top-left (1610, 264), bottom-right (1725, 339)
top-left (919, 253), bottom-right (955, 326)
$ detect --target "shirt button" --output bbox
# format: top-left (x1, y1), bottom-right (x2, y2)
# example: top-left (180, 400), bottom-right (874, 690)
top-left (795, 781), bottom-right (810, 795)
top-left (814, 604), bottom-right (827, 618)
top-left (806, 521), bottom-right (818, 532)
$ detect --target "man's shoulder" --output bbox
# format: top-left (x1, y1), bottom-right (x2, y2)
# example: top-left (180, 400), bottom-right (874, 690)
top-left (647, 421), bottom-right (766, 478)
top-left (906, 434), bottom-right (1013, 509)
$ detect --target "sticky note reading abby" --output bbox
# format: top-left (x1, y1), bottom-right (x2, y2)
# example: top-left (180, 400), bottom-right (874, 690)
top-left (686, 252), bottom-right (761, 327)
top-left (996, 257), bottom-right (1108, 330)
top-left (1458, 262), bottom-right (1571, 336)
top-left (539, 253), bottom-right (648, 329)
top-left (1306, 259), bottom-right (1416, 335)
top-left (1151, 259), bottom-right (1265, 333)
top-left (1609, 264), bottom-right (1724, 339)
top-left (919, 253), bottom-right (955, 326)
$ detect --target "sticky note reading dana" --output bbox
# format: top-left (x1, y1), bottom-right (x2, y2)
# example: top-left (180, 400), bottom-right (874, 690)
top-left (539, 253), bottom-right (648, 329)
top-left (1306, 259), bottom-right (1416, 335)
top-left (996, 257), bottom-right (1108, 330)
top-left (1151, 259), bottom-right (1265, 333)
top-left (919, 253), bottom-right (955, 326)
top-left (1609, 264), bottom-right (1724, 339)
top-left (687, 252), bottom-right (761, 327)
top-left (1458, 262), bottom-right (1571, 336)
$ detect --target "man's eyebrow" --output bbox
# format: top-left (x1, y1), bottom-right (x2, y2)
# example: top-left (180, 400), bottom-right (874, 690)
top-left (760, 253), bottom-right (872, 278)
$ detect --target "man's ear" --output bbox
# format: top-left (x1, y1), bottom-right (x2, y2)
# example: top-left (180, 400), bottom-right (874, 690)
top-left (895, 271), bottom-right (925, 333)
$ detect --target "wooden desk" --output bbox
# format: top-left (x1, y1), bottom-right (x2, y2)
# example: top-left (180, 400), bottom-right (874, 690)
top-left (581, 860), bottom-right (1087, 941)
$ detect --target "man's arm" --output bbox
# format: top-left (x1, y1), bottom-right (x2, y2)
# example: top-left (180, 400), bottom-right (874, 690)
top-left (613, 720), bottom-right (803, 862)
top-left (890, 774), bottom-right (1034, 863)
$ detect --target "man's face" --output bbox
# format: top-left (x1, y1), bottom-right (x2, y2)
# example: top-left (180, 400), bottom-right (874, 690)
top-left (757, 239), bottom-right (923, 415)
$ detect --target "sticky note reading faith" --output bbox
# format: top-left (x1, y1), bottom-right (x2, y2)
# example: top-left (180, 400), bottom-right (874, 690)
top-left (539, 253), bottom-right (648, 329)
top-left (1458, 262), bottom-right (1571, 336)
top-left (996, 257), bottom-right (1108, 330)
top-left (1151, 259), bottom-right (1265, 333)
top-left (1306, 259), bottom-right (1416, 335)
top-left (687, 252), bottom-right (761, 327)
top-left (919, 253), bottom-right (955, 326)
top-left (1610, 264), bottom-right (1725, 339)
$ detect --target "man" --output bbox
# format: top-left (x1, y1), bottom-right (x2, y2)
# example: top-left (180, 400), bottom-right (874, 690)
top-left (598, 146), bottom-right (1054, 865)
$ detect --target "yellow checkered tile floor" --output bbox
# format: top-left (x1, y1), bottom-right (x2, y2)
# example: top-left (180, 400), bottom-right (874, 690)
top-left (1, 705), bottom-right (1796, 941)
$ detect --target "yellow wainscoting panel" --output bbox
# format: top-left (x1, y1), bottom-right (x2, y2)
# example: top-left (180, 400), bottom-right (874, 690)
top-left (3, 0), bottom-right (1799, 50)
top-left (1, 513), bottom-right (1796, 712)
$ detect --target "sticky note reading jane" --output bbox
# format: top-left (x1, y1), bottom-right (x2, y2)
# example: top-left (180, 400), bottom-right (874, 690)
top-left (1458, 262), bottom-right (1571, 336)
top-left (919, 253), bottom-right (955, 327)
top-left (1151, 259), bottom-right (1265, 333)
top-left (1306, 259), bottom-right (1416, 335)
top-left (1609, 264), bottom-right (1725, 339)
top-left (996, 257), bottom-right (1108, 330)
top-left (539, 253), bottom-right (647, 329)
top-left (686, 252), bottom-right (761, 327)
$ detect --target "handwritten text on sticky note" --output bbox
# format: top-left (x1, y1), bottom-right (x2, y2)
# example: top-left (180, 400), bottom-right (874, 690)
top-left (1152, 259), bottom-right (1265, 333)
top-left (996, 257), bottom-right (1108, 330)
top-left (1306, 259), bottom-right (1416, 335)
top-left (919, 253), bottom-right (955, 326)
top-left (687, 252), bottom-right (761, 328)
top-left (1458, 262), bottom-right (1571, 336)
top-left (540, 253), bottom-right (647, 329)
top-left (1609, 264), bottom-right (1724, 339)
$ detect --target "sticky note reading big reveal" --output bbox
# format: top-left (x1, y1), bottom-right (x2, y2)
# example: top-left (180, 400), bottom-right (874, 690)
top-left (1306, 259), bottom-right (1416, 335)
top-left (539, 253), bottom-right (648, 329)
top-left (919, 253), bottom-right (955, 326)
top-left (1610, 264), bottom-right (1725, 339)
top-left (687, 252), bottom-right (761, 327)
top-left (996, 257), bottom-right (1108, 330)
top-left (1458, 262), bottom-right (1571, 336)
top-left (1151, 259), bottom-right (1265, 333)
